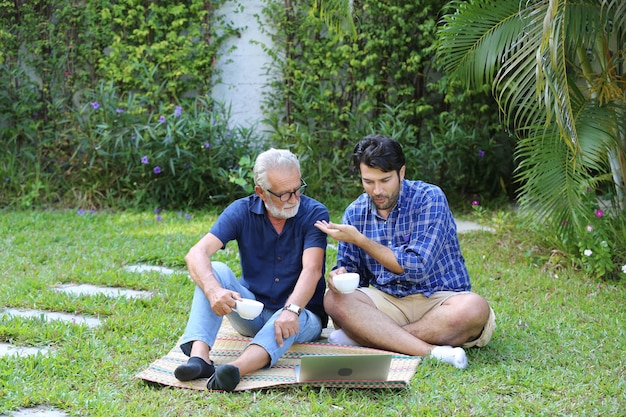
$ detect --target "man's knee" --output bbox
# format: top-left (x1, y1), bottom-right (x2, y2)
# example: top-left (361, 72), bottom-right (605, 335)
top-left (323, 290), bottom-right (340, 315)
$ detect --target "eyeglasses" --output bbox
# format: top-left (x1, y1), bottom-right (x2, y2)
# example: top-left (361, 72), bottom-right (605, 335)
top-left (266, 179), bottom-right (307, 202)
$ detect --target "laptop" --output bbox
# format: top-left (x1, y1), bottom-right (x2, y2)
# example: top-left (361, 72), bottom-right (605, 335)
top-left (295, 354), bottom-right (392, 382)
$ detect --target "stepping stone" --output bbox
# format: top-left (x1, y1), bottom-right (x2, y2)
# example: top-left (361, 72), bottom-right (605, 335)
top-left (123, 264), bottom-right (178, 274)
top-left (456, 220), bottom-right (495, 234)
top-left (0, 343), bottom-right (49, 358)
top-left (0, 406), bottom-right (69, 417)
top-left (2, 308), bottom-right (101, 328)
top-left (53, 284), bottom-right (152, 300)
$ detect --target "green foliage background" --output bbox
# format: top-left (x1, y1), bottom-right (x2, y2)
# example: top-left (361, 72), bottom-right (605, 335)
top-left (260, 0), bottom-right (515, 207)
top-left (0, 0), bottom-right (514, 210)
top-left (0, 0), bottom-right (256, 209)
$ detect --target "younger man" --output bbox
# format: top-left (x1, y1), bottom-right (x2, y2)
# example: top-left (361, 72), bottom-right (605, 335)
top-left (315, 135), bottom-right (495, 369)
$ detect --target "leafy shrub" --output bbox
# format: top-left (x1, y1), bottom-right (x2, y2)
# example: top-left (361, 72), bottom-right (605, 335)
top-left (571, 190), bottom-right (626, 280)
top-left (258, 0), bottom-right (513, 206)
top-left (96, 0), bottom-right (240, 105)
top-left (0, 0), bottom-right (248, 209)
top-left (66, 82), bottom-right (261, 209)
top-left (417, 79), bottom-right (516, 207)
top-left (1, 0), bottom-right (515, 212)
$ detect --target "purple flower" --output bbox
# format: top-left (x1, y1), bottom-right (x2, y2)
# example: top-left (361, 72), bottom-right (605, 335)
top-left (77, 208), bottom-right (85, 215)
top-left (141, 155), bottom-right (149, 164)
top-left (478, 149), bottom-right (485, 158)
top-left (472, 200), bottom-right (480, 206)
top-left (595, 209), bottom-right (604, 218)
top-left (116, 108), bottom-right (125, 113)
top-left (153, 166), bottom-right (162, 174)
top-left (158, 115), bottom-right (166, 123)
top-left (174, 106), bottom-right (183, 118)
top-left (156, 215), bottom-right (162, 221)
top-left (184, 213), bottom-right (191, 220)
top-left (91, 102), bottom-right (100, 110)
top-left (154, 208), bottom-right (161, 214)
top-left (203, 142), bottom-right (210, 149)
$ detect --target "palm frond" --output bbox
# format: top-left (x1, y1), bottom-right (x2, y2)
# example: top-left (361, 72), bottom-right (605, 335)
top-left (576, 103), bottom-right (622, 171)
top-left (536, 1), bottom-right (580, 152)
top-left (437, 0), bottom-right (526, 89)
top-left (515, 123), bottom-right (588, 229)
top-left (495, 24), bottom-right (546, 129)
top-left (602, 0), bottom-right (626, 34)
top-left (516, 100), bottom-right (618, 231)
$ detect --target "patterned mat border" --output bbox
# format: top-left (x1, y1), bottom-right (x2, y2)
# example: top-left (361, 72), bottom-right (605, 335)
top-left (135, 324), bottom-right (420, 391)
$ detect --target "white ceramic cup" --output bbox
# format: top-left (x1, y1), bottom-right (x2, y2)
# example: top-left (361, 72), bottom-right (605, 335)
top-left (333, 272), bottom-right (360, 294)
top-left (233, 299), bottom-right (264, 320)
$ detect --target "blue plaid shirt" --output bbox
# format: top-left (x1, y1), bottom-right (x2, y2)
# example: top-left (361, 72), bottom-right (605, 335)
top-left (337, 179), bottom-right (471, 298)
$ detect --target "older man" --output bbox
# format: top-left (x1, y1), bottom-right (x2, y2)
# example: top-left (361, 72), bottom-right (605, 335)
top-left (176, 148), bottom-right (329, 391)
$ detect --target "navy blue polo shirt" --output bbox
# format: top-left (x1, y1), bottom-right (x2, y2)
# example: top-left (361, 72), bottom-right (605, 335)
top-left (210, 194), bottom-right (329, 325)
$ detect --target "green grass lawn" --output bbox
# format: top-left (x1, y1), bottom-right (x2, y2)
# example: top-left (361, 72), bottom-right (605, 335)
top-left (1, 209), bottom-right (624, 416)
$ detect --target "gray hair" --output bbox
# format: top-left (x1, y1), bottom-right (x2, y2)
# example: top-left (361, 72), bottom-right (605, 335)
top-left (253, 148), bottom-right (301, 190)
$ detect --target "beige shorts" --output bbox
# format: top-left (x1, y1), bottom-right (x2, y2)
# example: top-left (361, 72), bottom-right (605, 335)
top-left (357, 286), bottom-right (496, 348)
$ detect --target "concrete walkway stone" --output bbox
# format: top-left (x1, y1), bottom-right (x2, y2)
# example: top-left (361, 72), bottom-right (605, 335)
top-left (456, 220), bottom-right (495, 234)
top-left (53, 283), bottom-right (152, 300)
top-left (123, 264), bottom-right (181, 274)
top-left (2, 308), bottom-right (101, 328)
top-left (0, 343), bottom-right (49, 358)
top-left (0, 406), bottom-right (69, 417)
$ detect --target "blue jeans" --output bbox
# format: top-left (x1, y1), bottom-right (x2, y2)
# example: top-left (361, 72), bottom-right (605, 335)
top-left (179, 261), bottom-right (323, 367)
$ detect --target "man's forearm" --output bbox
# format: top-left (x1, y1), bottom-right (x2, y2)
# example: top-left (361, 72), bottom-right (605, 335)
top-left (356, 234), bottom-right (404, 274)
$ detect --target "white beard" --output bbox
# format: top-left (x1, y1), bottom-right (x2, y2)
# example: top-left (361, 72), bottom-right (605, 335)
top-left (265, 199), bottom-right (300, 219)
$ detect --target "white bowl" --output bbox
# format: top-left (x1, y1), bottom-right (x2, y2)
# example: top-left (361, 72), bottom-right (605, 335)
top-left (234, 299), bottom-right (264, 320)
top-left (333, 273), bottom-right (360, 294)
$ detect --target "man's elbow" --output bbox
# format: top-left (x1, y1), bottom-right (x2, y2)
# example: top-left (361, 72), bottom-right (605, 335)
top-left (184, 246), bottom-right (200, 268)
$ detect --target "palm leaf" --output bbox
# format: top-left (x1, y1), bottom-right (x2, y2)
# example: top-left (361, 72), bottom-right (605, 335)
top-left (515, 123), bottom-right (588, 229)
top-left (437, 0), bottom-right (526, 89)
top-left (516, 100), bottom-right (618, 232)
top-left (536, 0), bottom-right (579, 149)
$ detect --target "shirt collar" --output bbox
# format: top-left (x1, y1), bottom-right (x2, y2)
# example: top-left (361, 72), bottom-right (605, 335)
top-left (250, 194), bottom-right (266, 215)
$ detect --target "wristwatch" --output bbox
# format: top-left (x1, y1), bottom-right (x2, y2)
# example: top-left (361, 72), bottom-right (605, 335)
top-left (283, 303), bottom-right (302, 316)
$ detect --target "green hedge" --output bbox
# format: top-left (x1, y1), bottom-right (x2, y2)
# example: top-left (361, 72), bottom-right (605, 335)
top-left (0, 0), bottom-right (515, 210)
top-left (260, 0), bottom-right (515, 208)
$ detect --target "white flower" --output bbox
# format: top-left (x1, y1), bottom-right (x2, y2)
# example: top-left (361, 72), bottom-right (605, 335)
top-left (601, 240), bottom-right (608, 247)
top-left (584, 249), bottom-right (593, 257)
top-left (622, 265), bottom-right (626, 274)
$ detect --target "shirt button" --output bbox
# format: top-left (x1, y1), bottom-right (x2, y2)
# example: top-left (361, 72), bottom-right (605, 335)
top-left (277, 257), bottom-right (282, 261)
top-left (274, 278), bottom-right (280, 283)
